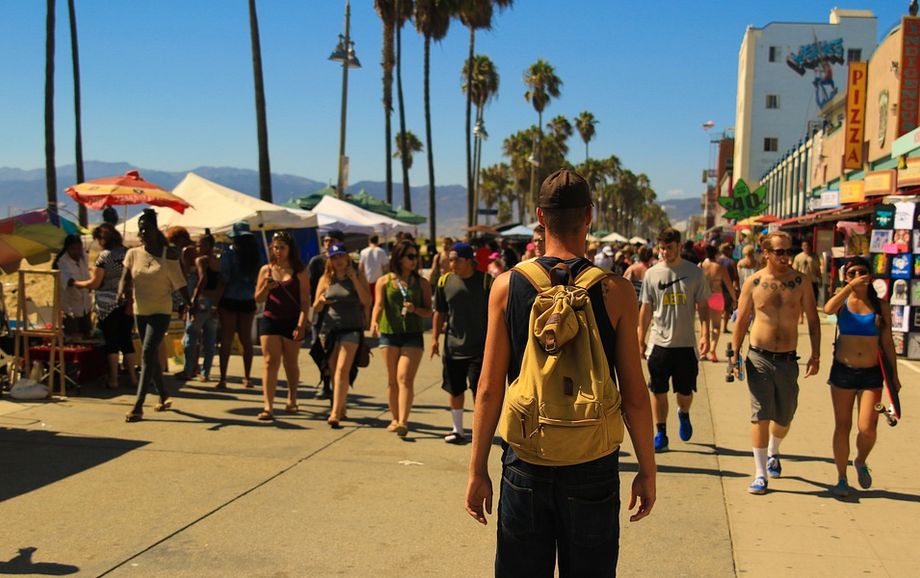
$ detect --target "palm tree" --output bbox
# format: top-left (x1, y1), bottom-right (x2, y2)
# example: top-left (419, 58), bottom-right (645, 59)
top-left (44, 0), bottom-right (57, 213)
top-left (523, 59), bottom-right (562, 214)
top-left (394, 130), bottom-right (423, 196)
top-left (414, 0), bottom-right (451, 242)
top-left (67, 0), bottom-right (86, 226)
top-left (456, 0), bottom-right (514, 227)
top-left (574, 111), bottom-right (598, 163)
top-left (395, 0), bottom-right (414, 211)
top-left (462, 54), bottom-right (499, 225)
top-left (478, 163), bottom-right (513, 224)
top-left (249, 0), bottom-right (272, 202)
top-left (501, 129), bottom-right (533, 222)
top-left (375, 0), bottom-right (411, 206)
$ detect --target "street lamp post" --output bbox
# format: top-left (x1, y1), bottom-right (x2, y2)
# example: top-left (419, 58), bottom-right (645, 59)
top-left (527, 129), bottom-right (541, 219)
top-left (329, 1), bottom-right (361, 199)
top-left (472, 117), bottom-right (488, 225)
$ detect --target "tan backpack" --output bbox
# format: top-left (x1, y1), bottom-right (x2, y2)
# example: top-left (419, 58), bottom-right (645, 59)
top-left (499, 261), bottom-right (624, 466)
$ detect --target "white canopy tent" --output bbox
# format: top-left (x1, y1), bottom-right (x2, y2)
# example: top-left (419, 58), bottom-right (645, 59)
top-left (123, 172), bottom-right (317, 238)
top-left (599, 232), bottom-right (629, 243)
top-left (629, 236), bottom-right (649, 245)
top-left (287, 207), bottom-right (374, 236)
top-left (312, 196), bottom-right (417, 238)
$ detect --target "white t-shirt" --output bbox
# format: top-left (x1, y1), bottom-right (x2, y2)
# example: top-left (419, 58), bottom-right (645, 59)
top-left (359, 245), bottom-right (388, 284)
top-left (640, 259), bottom-right (710, 351)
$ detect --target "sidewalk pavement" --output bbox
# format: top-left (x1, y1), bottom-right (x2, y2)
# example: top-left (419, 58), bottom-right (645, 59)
top-left (0, 316), bottom-right (917, 577)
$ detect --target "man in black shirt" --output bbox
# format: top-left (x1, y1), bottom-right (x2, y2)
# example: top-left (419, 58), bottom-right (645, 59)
top-left (430, 242), bottom-right (492, 444)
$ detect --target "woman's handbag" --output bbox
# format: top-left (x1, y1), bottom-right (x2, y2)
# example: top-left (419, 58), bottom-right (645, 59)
top-left (355, 334), bottom-right (371, 368)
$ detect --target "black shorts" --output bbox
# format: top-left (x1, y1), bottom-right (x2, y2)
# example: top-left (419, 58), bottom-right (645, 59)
top-left (441, 356), bottom-right (483, 397)
top-left (828, 361), bottom-right (883, 391)
top-left (220, 297), bottom-right (257, 314)
top-left (647, 346), bottom-right (698, 396)
top-left (259, 316), bottom-right (303, 341)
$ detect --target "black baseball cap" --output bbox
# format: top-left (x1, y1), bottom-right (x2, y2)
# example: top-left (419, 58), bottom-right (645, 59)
top-left (538, 168), bottom-right (592, 210)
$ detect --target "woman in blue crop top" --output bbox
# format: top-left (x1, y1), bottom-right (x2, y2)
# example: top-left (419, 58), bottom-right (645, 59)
top-left (823, 257), bottom-right (901, 497)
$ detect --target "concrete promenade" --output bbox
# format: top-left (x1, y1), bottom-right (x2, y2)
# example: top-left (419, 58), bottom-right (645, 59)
top-left (1, 316), bottom-right (918, 577)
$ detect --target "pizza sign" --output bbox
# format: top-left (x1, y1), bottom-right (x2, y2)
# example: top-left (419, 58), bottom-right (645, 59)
top-left (718, 179), bottom-right (770, 220)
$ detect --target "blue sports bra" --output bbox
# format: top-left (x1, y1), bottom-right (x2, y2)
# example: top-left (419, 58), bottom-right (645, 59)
top-left (837, 298), bottom-right (879, 337)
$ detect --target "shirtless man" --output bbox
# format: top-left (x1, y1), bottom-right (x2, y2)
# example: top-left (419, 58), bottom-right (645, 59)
top-left (729, 231), bottom-right (820, 495)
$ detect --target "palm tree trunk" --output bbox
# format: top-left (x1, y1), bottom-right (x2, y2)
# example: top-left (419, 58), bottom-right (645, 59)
top-left (396, 3), bottom-right (411, 211)
top-left (383, 26), bottom-right (394, 206)
top-left (424, 35), bottom-right (436, 242)
top-left (45, 0), bottom-right (57, 213)
top-left (67, 0), bottom-right (85, 226)
top-left (249, 0), bottom-right (272, 202)
top-left (465, 28), bottom-right (475, 228)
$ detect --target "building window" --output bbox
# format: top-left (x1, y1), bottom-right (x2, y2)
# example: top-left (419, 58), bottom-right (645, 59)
top-left (769, 46), bottom-right (780, 62)
top-left (764, 138), bottom-right (778, 152)
top-left (766, 94), bottom-right (780, 109)
top-left (847, 49), bottom-right (862, 62)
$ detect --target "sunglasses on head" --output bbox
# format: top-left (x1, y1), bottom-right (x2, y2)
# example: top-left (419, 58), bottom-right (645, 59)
top-left (845, 268), bottom-right (868, 278)
top-left (769, 248), bottom-right (793, 257)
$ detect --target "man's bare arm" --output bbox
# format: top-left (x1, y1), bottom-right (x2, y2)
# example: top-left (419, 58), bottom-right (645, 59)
top-left (802, 279), bottom-right (821, 378)
top-left (465, 272), bottom-right (511, 525)
top-left (637, 302), bottom-right (652, 358)
top-left (606, 277), bottom-right (656, 522)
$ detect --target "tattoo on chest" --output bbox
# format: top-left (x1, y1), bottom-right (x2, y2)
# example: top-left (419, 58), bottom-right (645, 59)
top-left (757, 275), bottom-right (803, 292)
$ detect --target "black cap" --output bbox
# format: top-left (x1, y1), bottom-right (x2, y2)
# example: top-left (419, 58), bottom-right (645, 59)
top-left (538, 168), bottom-right (592, 209)
top-left (325, 229), bottom-right (345, 242)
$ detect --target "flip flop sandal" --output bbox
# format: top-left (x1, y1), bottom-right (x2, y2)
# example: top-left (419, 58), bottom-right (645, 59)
top-left (125, 411), bottom-right (143, 423)
top-left (154, 399), bottom-right (173, 412)
top-left (285, 404), bottom-right (299, 414)
top-left (257, 410), bottom-right (274, 421)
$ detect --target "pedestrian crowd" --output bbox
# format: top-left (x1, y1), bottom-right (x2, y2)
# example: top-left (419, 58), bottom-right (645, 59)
top-left (62, 168), bottom-right (902, 577)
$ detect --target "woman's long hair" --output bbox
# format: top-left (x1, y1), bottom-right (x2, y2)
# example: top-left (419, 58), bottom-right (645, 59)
top-left (845, 256), bottom-right (886, 332)
top-left (52, 234), bottom-right (83, 269)
top-left (268, 231), bottom-right (305, 273)
top-left (92, 223), bottom-right (123, 250)
top-left (388, 239), bottom-right (420, 281)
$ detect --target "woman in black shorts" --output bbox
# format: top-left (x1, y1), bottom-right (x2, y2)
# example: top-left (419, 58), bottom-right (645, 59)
top-left (254, 231), bottom-right (311, 420)
top-left (215, 222), bottom-right (262, 388)
top-left (823, 257), bottom-right (901, 496)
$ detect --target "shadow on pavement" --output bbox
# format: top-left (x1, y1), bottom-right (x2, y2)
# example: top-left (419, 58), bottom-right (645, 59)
top-left (0, 428), bottom-right (148, 503)
top-left (0, 547), bottom-right (78, 575)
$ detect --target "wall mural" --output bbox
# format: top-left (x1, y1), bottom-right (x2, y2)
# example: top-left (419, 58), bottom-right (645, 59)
top-left (786, 37), bottom-right (845, 108)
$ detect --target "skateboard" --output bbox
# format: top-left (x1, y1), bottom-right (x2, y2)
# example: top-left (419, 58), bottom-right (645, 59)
top-left (875, 350), bottom-right (901, 427)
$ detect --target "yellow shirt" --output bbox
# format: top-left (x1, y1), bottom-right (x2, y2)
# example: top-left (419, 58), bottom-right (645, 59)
top-left (124, 246), bottom-right (187, 315)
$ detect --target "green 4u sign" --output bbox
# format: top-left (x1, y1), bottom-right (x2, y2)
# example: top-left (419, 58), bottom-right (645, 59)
top-left (718, 179), bottom-right (769, 221)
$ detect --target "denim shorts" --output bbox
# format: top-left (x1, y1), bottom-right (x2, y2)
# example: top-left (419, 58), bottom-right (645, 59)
top-left (378, 332), bottom-right (423, 350)
top-left (828, 361), bottom-right (883, 391)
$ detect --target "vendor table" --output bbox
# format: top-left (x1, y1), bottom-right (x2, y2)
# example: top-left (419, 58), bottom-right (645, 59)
top-left (27, 345), bottom-right (107, 394)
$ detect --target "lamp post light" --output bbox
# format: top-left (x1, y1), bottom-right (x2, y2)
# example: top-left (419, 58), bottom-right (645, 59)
top-left (471, 118), bottom-right (488, 225)
top-left (329, 1), bottom-right (361, 199)
top-left (527, 129), bottom-right (541, 219)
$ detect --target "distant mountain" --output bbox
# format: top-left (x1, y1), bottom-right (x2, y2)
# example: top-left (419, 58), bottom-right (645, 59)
top-left (0, 161), bottom-right (472, 237)
top-left (660, 197), bottom-right (703, 225)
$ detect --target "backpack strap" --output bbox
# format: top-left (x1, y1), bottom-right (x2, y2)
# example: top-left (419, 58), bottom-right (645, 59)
top-left (573, 266), bottom-right (613, 291)
top-left (437, 272), bottom-right (452, 288)
top-left (483, 271), bottom-right (494, 292)
top-left (513, 260), bottom-right (552, 292)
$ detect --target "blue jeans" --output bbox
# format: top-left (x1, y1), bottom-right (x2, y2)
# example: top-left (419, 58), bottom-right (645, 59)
top-left (183, 298), bottom-right (217, 377)
top-left (496, 449), bottom-right (620, 578)
top-left (132, 313), bottom-right (172, 413)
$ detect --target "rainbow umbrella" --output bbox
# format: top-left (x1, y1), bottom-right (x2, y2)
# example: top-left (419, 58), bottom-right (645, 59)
top-left (65, 170), bottom-right (192, 214)
top-left (0, 209), bottom-right (89, 274)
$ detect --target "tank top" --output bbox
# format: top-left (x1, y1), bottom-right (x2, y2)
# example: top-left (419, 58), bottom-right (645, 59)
top-left (323, 277), bottom-right (363, 332)
top-left (378, 273), bottom-right (424, 334)
top-left (264, 271), bottom-right (302, 320)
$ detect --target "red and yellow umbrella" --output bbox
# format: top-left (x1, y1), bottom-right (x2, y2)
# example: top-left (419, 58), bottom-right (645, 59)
top-left (65, 170), bottom-right (192, 213)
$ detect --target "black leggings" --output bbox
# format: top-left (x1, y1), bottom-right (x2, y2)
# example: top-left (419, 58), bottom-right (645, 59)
top-left (99, 305), bottom-right (135, 356)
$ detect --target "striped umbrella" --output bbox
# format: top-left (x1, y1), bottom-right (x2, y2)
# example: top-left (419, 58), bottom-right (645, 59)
top-left (0, 209), bottom-right (89, 274)
top-left (65, 170), bottom-right (192, 213)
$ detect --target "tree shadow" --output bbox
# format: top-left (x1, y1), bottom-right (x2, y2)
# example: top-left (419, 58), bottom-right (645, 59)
top-left (0, 429), bottom-right (148, 503)
top-left (0, 547), bottom-right (79, 575)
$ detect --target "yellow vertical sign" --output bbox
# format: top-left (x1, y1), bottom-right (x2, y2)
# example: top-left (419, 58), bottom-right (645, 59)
top-left (844, 62), bottom-right (868, 170)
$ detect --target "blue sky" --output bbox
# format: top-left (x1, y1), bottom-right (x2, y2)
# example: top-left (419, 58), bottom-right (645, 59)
top-left (0, 1), bottom-right (907, 205)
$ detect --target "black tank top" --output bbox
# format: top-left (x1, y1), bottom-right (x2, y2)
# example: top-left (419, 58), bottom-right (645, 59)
top-left (504, 256), bottom-right (618, 382)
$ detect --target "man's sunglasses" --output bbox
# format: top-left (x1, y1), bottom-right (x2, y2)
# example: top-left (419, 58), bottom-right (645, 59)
top-left (768, 249), bottom-right (794, 257)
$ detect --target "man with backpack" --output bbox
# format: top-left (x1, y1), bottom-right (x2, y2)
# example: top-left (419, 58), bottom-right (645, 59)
top-left (638, 228), bottom-right (711, 453)
top-left (430, 242), bottom-right (492, 444)
top-left (465, 168), bottom-right (656, 577)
